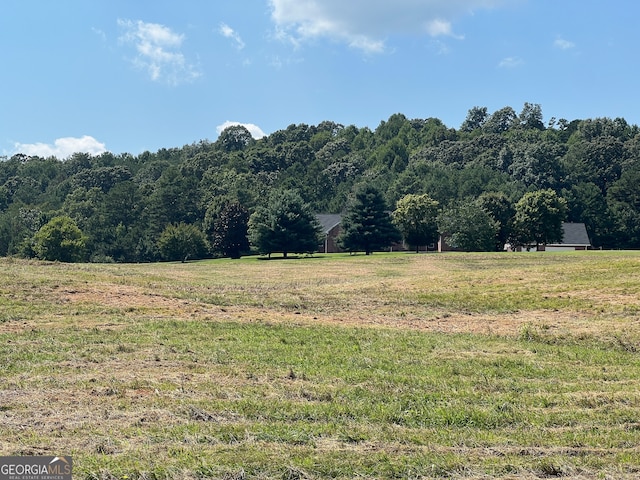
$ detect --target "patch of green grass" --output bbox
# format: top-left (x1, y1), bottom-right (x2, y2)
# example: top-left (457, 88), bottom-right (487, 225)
top-left (3, 318), bottom-right (640, 477)
top-left (2, 252), bottom-right (640, 478)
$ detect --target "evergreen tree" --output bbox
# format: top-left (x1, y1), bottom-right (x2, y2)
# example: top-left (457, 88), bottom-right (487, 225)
top-left (338, 184), bottom-right (400, 255)
top-left (247, 189), bottom-right (322, 258)
top-left (5, 107), bottom-right (640, 257)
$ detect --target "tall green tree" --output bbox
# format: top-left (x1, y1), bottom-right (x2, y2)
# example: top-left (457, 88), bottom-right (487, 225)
top-left (147, 166), bottom-right (202, 230)
top-left (477, 192), bottom-right (515, 251)
top-left (209, 202), bottom-right (250, 259)
top-left (483, 106), bottom-right (517, 134)
top-left (518, 102), bottom-right (545, 130)
top-left (157, 223), bottom-right (208, 262)
top-left (508, 141), bottom-right (565, 190)
top-left (338, 184), bottom-right (400, 255)
top-left (564, 136), bottom-right (624, 194)
top-left (247, 189), bottom-right (322, 258)
top-left (0, 206), bottom-right (45, 257)
top-left (33, 215), bottom-right (87, 262)
top-left (510, 189), bottom-right (567, 249)
top-left (606, 164), bottom-right (640, 248)
top-left (564, 182), bottom-right (612, 248)
top-left (393, 193), bottom-right (439, 252)
top-left (460, 106), bottom-right (488, 133)
top-left (438, 201), bottom-right (498, 252)
top-left (217, 125), bottom-right (255, 152)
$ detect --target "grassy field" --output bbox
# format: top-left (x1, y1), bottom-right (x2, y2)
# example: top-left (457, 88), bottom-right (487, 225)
top-left (1, 251), bottom-right (640, 479)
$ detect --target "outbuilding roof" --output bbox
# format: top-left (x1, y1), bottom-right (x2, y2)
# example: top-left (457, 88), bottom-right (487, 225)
top-left (553, 222), bottom-right (591, 246)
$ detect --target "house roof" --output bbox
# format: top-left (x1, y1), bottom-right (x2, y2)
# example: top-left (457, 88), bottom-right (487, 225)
top-left (552, 222), bottom-right (591, 246)
top-left (316, 214), bottom-right (342, 234)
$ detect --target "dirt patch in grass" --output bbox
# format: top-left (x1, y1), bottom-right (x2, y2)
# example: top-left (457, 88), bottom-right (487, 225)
top-left (60, 284), bottom-right (192, 311)
top-left (51, 283), bottom-right (628, 340)
top-left (4, 255), bottom-right (640, 479)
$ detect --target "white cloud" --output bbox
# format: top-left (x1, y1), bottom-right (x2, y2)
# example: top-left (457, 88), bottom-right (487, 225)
top-left (118, 19), bottom-right (201, 85)
top-left (219, 23), bottom-right (245, 50)
top-left (499, 56), bottom-right (524, 68)
top-left (554, 36), bottom-right (575, 50)
top-left (14, 136), bottom-right (107, 159)
top-left (216, 121), bottom-right (266, 139)
top-left (425, 19), bottom-right (453, 37)
top-left (268, 0), bottom-right (505, 53)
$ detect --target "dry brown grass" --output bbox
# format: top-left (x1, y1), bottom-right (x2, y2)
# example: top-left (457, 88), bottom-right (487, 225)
top-left (29, 251), bottom-right (638, 341)
top-left (2, 252), bottom-right (640, 478)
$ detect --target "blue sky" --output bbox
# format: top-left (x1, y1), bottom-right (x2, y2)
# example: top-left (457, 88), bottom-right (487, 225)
top-left (2, 0), bottom-right (639, 158)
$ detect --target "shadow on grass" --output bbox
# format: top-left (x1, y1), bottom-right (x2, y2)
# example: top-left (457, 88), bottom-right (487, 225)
top-left (256, 254), bottom-right (326, 261)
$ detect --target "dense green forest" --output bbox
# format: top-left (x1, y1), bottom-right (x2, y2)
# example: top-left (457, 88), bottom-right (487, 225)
top-left (2, 103), bottom-right (640, 262)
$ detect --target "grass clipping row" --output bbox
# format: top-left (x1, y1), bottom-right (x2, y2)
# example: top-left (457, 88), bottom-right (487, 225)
top-left (1, 251), bottom-right (640, 479)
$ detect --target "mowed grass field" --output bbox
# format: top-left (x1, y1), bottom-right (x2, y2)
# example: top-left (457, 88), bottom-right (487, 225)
top-left (1, 251), bottom-right (640, 479)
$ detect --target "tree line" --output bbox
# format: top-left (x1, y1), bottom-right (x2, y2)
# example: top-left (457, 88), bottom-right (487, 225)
top-left (1, 103), bottom-right (639, 262)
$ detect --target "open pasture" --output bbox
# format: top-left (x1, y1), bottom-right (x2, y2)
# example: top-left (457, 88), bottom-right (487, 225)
top-left (1, 251), bottom-right (640, 479)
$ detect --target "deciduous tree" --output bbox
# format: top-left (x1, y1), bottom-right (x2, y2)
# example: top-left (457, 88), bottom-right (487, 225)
top-left (210, 202), bottom-right (250, 259)
top-left (518, 102), bottom-right (545, 130)
top-left (437, 201), bottom-right (498, 252)
top-left (217, 125), bottom-right (254, 152)
top-left (510, 189), bottom-right (567, 249)
top-left (477, 192), bottom-right (515, 251)
top-left (483, 106), bottom-right (517, 134)
top-left (393, 193), bottom-right (439, 252)
top-left (157, 223), bottom-right (208, 262)
top-left (460, 106), bottom-right (488, 133)
top-left (33, 215), bottom-right (87, 262)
